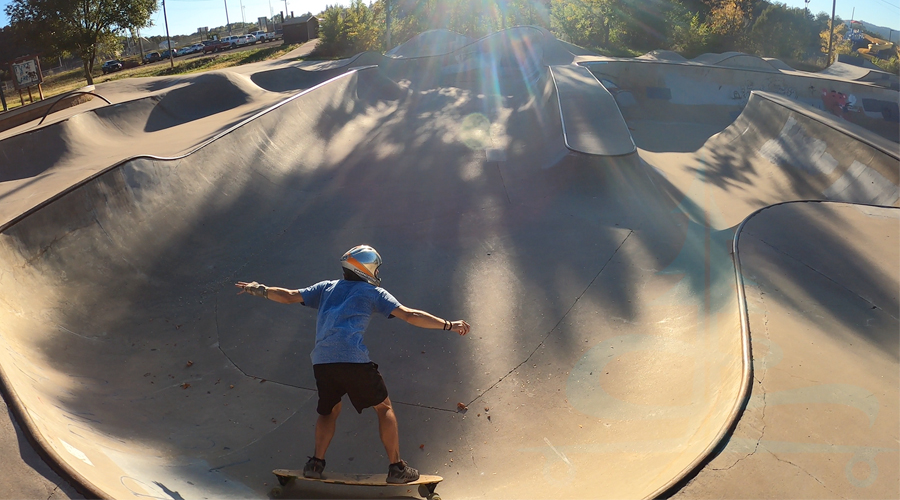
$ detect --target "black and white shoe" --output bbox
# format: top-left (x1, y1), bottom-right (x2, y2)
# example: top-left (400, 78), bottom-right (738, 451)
top-left (386, 459), bottom-right (419, 484)
top-left (303, 456), bottom-right (326, 479)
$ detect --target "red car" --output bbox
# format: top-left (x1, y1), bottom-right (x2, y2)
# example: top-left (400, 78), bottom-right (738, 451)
top-left (202, 40), bottom-right (230, 54)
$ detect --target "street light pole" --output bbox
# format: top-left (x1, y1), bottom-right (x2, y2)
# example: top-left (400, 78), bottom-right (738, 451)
top-left (826, 0), bottom-right (837, 66)
top-left (385, 0), bottom-right (392, 49)
top-left (163, 0), bottom-right (174, 69)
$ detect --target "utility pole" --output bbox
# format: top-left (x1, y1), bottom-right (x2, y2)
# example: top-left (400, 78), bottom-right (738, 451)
top-left (224, 0), bottom-right (232, 35)
top-left (385, 0), bottom-right (392, 49)
top-left (137, 27), bottom-right (145, 61)
top-left (284, 0), bottom-right (289, 18)
top-left (163, 0), bottom-right (174, 69)
top-left (826, 0), bottom-right (837, 66)
top-left (240, 0), bottom-right (245, 25)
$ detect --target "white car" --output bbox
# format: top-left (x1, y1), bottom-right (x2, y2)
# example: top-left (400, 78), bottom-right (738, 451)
top-left (189, 43), bottom-right (204, 54)
top-left (251, 30), bottom-right (273, 42)
top-left (175, 46), bottom-right (191, 56)
top-left (221, 35), bottom-right (248, 48)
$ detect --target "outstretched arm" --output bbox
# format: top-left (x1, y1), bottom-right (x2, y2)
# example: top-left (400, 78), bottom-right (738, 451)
top-left (390, 304), bottom-right (470, 335)
top-left (235, 281), bottom-right (304, 304)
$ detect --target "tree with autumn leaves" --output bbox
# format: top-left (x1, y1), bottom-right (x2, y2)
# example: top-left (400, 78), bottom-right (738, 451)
top-left (313, 0), bottom-right (855, 67)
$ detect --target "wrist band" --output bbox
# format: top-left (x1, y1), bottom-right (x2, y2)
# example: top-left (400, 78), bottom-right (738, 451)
top-left (444, 320), bottom-right (450, 330)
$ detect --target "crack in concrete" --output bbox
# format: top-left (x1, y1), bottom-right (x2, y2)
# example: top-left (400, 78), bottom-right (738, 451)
top-left (469, 229), bottom-right (634, 407)
top-left (769, 451), bottom-right (841, 497)
top-left (712, 286), bottom-right (770, 472)
top-left (494, 161), bottom-right (512, 206)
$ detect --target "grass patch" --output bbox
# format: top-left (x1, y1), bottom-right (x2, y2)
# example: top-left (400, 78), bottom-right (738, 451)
top-left (1, 43), bottom-right (301, 112)
top-left (99, 43), bottom-right (301, 81)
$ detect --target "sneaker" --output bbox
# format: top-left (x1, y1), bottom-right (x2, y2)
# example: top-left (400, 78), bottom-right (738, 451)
top-left (303, 456), bottom-right (326, 479)
top-left (386, 459), bottom-right (419, 484)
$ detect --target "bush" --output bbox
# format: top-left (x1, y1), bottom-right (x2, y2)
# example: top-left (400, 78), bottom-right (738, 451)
top-left (667, 5), bottom-right (715, 57)
top-left (873, 56), bottom-right (899, 75)
top-left (313, 1), bottom-right (383, 58)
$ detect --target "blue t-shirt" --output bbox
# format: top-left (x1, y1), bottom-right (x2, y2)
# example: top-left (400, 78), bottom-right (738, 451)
top-left (299, 280), bottom-right (401, 365)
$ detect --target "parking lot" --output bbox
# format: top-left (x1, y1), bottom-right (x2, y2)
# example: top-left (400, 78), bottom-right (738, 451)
top-left (138, 37), bottom-right (288, 70)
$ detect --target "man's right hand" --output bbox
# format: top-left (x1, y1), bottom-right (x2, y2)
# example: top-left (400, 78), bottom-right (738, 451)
top-left (449, 320), bottom-right (470, 336)
top-left (236, 281), bottom-right (268, 298)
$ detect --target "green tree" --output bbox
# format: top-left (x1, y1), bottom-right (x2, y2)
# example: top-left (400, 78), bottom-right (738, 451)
top-left (667, 2), bottom-right (715, 57)
top-left (751, 3), bottom-right (816, 60)
top-left (550, 0), bottom-right (613, 48)
top-left (318, 5), bottom-right (348, 57)
top-left (317, 1), bottom-right (384, 57)
top-left (819, 16), bottom-right (849, 65)
top-left (5, 0), bottom-right (157, 85)
top-left (614, 0), bottom-right (674, 51)
top-left (705, 0), bottom-right (754, 52)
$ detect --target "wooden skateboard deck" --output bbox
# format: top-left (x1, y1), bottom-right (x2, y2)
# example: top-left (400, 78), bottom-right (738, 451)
top-left (272, 469), bottom-right (443, 499)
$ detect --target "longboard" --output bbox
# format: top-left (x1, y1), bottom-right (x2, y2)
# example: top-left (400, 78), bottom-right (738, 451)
top-left (271, 469), bottom-right (443, 499)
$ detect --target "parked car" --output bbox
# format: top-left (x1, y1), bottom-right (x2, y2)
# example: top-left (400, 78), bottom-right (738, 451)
top-left (160, 48), bottom-right (175, 59)
top-left (258, 31), bottom-right (279, 42)
top-left (201, 40), bottom-right (220, 53)
top-left (101, 60), bottom-right (123, 74)
top-left (220, 35), bottom-right (247, 48)
top-left (143, 51), bottom-right (161, 64)
top-left (189, 43), bottom-right (204, 54)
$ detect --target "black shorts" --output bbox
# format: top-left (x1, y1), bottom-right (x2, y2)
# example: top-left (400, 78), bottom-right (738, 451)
top-left (313, 362), bottom-right (389, 415)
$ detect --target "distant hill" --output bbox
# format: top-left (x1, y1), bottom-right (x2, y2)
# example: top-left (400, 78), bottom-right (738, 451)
top-left (844, 19), bottom-right (899, 44)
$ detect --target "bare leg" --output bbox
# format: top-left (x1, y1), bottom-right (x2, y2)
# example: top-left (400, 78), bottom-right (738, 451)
top-left (374, 397), bottom-right (401, 463)
top-left (314, 402), bottom-right (341, 459)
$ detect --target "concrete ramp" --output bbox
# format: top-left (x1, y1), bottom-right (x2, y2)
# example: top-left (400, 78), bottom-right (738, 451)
top-left (1, 34), bottom-right (898, 500)
top-left (550, 65), bottom-right (635, 155)
top-left (821, 59), bottom-right (899, 89)
top-left (677, 202), bottom-right (899, 498)
top-left (0, 62), bottom-right (748, 500)
top-left (386, 30), bottom-right (472, 58)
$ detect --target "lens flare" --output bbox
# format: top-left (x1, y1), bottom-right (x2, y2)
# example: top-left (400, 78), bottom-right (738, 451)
top-left (459, 112), bottom-right (492, 149)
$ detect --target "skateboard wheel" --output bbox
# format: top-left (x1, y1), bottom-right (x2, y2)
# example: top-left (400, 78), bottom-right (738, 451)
top-left (276, 475), bottom-right (290, 486)
top-left (270, 486), bottom-right (283, 497)
top-left (418, 484), bottom-right (440, 499)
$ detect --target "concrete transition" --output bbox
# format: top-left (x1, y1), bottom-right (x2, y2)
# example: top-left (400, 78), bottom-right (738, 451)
top-left (0, 26), bottom-right (897, 500)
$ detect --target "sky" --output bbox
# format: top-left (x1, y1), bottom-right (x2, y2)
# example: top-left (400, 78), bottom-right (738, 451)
top-left (0, 0), bottom-right (336, 37)
top-left (0, 0), bottom-right (898, 38)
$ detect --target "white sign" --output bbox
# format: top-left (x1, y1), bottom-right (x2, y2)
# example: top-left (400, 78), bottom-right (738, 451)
top-left (12, 58), bottom-right (41, 88)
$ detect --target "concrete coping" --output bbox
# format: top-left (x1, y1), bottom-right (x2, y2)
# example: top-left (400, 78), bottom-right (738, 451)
top-left (575, 57), bottom-right (892, 89)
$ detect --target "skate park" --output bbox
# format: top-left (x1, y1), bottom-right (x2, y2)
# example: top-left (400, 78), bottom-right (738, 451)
top-left (0, 26), bottom-right (897, 499)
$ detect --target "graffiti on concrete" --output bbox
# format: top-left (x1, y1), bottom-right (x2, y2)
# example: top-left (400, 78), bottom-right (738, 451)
top-left (732, 78), bottom-right (798, 101)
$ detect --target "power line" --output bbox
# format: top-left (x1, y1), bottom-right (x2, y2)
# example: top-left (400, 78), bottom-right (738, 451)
top-left (871, 0), bottom-right (900, 10)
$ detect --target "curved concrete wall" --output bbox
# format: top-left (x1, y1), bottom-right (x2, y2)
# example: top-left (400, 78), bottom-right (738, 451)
top-left (582, 58), bottom-right (900, 143)
top-left (0, 59), bottom-right (749, 499)
top-left (2, 33), bottom-right (896, 500)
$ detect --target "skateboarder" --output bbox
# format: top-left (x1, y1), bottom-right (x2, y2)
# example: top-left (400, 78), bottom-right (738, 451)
top-left (236, 245), bottom-right (470, 484)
